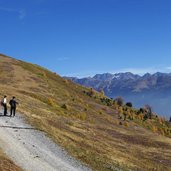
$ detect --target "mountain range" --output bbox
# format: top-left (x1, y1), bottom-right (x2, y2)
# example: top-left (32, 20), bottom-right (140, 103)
top-left (65, 72), bottom-right (171, 118)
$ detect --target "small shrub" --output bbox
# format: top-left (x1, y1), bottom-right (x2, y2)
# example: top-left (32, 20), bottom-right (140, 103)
top-left (85, 104), bottom-right (89, 108)
top-left (159, 128), bottom-right (165, 136)
top-left (144, 104), bottom-right (153, 119)
top-left (99, 89), bottom-right (105, 96)
top-left (138, 114), bottom-right (144, 121)
top-left (119, 121), bottom-right (123, 125)
top-left (118, 107), bottom-right (123, 114)
top-left (124, 122), bottom-right (129, 127)
top-left (152, 126), bottom-right (158, 133)
top-left (65, 92), bottom-right (70, 97)
top-left (37, 72), bottom-right (45, 77)
top-left (78, 97), bottom-right (83, 103)
top-left (61, 104), bottom-right (68, 110)
top-left (99, 110), bottom-right (103, 115)
top-left (79, 113), bottom-right (87, 121)
top-left (143, 114), bottom-right (148, 121)
top-left (158, 117), bottom-right (165, 125)
top-left (47, 98), bottom-right (55, 106)
top-left (63, 79), bottom-right (69, 84)
top-left (118, 114), bottom-right (122, 120)
top-left (88, 88), bottom-right (95, 97)
top-left (137, 108), bottom-right (145, 115)
top-left (126, 102), bottom-right (133, 108)
top-left (123, 112), bottom-right (127, 121)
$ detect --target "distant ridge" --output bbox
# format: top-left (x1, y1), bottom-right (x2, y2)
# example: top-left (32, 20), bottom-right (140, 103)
top-left (65, 72), bottom-right (171, 117)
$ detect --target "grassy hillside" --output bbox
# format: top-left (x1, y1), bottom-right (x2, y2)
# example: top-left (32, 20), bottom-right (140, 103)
top-left (0, 54), bottom-right (171, 171)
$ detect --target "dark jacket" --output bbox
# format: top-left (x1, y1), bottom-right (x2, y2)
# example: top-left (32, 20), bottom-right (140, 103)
top-left (9, 99), bottom-right (18, 108)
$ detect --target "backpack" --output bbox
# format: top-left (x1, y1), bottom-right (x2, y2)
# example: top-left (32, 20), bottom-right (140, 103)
top-left (1, 100), bottom-right (4, 106)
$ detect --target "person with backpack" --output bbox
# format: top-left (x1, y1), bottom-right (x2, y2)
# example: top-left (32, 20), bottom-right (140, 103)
top-left (9, 96), bottom-right (18, 117)
top-left (2, 96), bottom-right (8, 116)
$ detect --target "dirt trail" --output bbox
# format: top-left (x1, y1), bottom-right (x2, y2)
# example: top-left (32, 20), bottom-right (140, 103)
top-left (0, 112), bottom-right (91, 171)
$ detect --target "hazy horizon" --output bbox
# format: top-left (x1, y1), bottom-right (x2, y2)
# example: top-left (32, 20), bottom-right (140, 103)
top-left (64, 71), bottom-right (171, 78)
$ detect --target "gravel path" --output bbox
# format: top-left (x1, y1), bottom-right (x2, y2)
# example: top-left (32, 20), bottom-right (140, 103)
top-left (0, 112), bottom-right (91, 171)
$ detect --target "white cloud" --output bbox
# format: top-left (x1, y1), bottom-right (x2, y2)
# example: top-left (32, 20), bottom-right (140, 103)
top-left (165, 66), bottom-right (171, 70)
top-left (0, 7), bottom-right (26, 20)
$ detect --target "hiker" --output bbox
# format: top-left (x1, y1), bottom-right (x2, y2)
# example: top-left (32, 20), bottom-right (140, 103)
top-left (1, 96), bottom-right (7, 116)
top-left (9, 96), bottom-right (18, 117)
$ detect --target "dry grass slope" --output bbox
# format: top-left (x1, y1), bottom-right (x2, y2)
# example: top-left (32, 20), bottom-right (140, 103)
top-left (0, 54), bottom-right (171, 171)
top-left (0, 150), bottom-right (22, 171)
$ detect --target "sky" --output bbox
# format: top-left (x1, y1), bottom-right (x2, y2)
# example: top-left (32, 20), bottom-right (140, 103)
top-left (0, 0), bottom-right (171, 78)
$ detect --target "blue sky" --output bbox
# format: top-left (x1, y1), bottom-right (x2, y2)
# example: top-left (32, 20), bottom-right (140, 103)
top-left (0, 0), bottom-right (171, 77)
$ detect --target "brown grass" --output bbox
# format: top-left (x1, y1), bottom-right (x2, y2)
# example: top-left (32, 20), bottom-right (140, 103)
top-left (0, 54), bottom-right (171, 171)
top-left (0, 150), bottom-right (22, 171)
